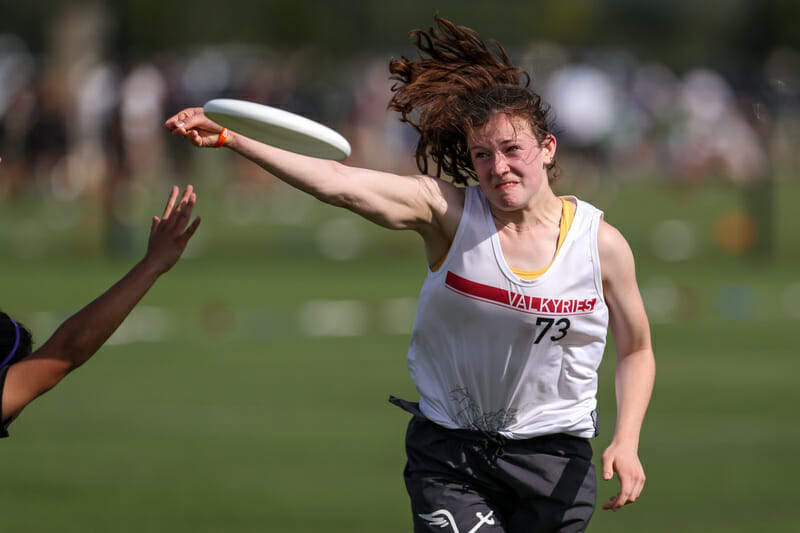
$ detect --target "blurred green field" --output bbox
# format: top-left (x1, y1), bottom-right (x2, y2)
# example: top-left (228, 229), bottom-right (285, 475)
top-left (1, 174), bottom-right (798, 532)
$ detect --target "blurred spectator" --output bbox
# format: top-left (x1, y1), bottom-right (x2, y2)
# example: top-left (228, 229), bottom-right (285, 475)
top-left (22, 71), bottom-right (70, 193)
top-left (345, 59), bottom-right (416, 173)
top-left (671, 68), bottom-right (767, 183)
top-left (0, 11), bottom-right (797, 260)
top-left (118, 60), bottom-right (169, 182)
top-left (0, 34), bottom-right (37, 197)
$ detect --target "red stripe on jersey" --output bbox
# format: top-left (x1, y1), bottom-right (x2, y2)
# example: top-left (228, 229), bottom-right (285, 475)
top-left (445, 271), bottom-right (596, 316)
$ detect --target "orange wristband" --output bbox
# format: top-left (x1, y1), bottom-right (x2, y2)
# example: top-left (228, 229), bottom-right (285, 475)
top-left (214, 127), bottom-right (230, 147)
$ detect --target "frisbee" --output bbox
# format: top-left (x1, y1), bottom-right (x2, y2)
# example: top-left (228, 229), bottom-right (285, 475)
top-left (203, 98), bottom-right (351, 160)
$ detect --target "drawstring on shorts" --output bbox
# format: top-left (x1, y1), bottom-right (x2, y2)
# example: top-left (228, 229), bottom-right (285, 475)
top-left (478, 430), bottom-right (507, 462)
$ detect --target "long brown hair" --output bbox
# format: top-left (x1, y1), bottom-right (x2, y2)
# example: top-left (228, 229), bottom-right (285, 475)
top-left (388, 16), bottom-right (556, 184)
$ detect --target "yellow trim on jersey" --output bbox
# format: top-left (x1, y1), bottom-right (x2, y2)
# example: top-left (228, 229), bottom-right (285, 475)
top-left (431, 197), bottom-right (576, 276)
top-left (511, 198), bottom-right (574, 280)
top-left (431, 249), bottom-right (447, 272)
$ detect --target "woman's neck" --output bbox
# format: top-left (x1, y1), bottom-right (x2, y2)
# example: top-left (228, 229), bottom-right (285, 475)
top-left (490, 190), bottom-right (562, 233)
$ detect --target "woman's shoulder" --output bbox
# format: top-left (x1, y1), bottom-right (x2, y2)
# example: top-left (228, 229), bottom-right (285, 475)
top-left (417, 176), bottom-right (467, 214)
top-left (418, 175), bottom-right (467, 197)
top-left (597, 219), bottom-right (626, 247)
top-left (596, 219), bottom-right (637, 284)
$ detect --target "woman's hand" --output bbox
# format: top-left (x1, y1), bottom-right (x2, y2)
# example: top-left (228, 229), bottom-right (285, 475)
top-left (601, 439), bottom-right (646, 511)
top-left (144, 185), bottom-right (201, 274)
top-left (165, 108), bottom-right (224, 147)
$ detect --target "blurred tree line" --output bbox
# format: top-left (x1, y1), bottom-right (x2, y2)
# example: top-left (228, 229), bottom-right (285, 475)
top-left (3, 0), bottom-right (799, 78)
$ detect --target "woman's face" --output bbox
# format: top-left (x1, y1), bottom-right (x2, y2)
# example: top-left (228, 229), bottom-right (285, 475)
top-left (468, 112), bottom-right (555, 213)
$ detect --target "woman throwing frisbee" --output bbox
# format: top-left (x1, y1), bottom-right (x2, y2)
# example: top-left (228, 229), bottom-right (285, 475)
top-left (166, 16), bottom-right (654, 532)
top-left (0, 185), bottom-right (200, 438)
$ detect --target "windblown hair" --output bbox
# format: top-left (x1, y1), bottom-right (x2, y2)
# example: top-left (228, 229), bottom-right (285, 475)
top-left (0, 311), bottom-right (33, 368)
top-left (388, 16), bottom-right (557, 185)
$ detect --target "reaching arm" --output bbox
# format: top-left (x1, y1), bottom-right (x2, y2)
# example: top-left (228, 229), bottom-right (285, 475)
top-left (597, 220), bottom-right (656, 512)
top-left (1, 186), bottom-right (201, 425)
top-left (165, 108), bottom-right (463, 264)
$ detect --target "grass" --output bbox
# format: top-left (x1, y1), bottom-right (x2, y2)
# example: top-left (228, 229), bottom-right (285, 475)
top-left (0, 175), bottom-right (798, 531)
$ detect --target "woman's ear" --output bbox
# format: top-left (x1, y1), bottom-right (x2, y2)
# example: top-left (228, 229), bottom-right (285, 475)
top-left (542, 134), bottom-right (557, 165)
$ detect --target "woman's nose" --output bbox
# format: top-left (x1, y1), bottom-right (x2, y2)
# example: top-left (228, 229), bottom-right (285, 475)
top-left (492, 153), bottom-right (510, 175)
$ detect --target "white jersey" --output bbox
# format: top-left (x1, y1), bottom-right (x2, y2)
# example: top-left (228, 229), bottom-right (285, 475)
top-left (407, 185), bottom-right (609, 439)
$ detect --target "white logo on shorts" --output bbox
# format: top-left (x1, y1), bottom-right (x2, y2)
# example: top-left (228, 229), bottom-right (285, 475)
top-left (418, 509), bottom-right (496, 533)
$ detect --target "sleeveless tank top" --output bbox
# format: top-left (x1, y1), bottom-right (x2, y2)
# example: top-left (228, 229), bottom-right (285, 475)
top-left (407, 185), bottom-right (609, 439)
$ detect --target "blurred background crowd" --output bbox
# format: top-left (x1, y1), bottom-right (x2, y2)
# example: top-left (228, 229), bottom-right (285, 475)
top-left (0, 0), bottom-right (798, 259)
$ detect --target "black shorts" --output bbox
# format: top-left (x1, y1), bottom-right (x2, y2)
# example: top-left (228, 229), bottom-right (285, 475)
top-left (399, 409), bottom-right (596, 533)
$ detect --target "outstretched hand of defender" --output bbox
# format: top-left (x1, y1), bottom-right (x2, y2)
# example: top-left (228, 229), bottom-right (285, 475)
top-left (601, 441), bottom-right (646, 511)
top-left (165, 108), bottom-right (225, 148)
top-left (145, 185), bottom-right (201, 274)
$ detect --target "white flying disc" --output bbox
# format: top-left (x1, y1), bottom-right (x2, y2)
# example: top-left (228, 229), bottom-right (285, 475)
top-left (203, 98), bottom-right (351, 160)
